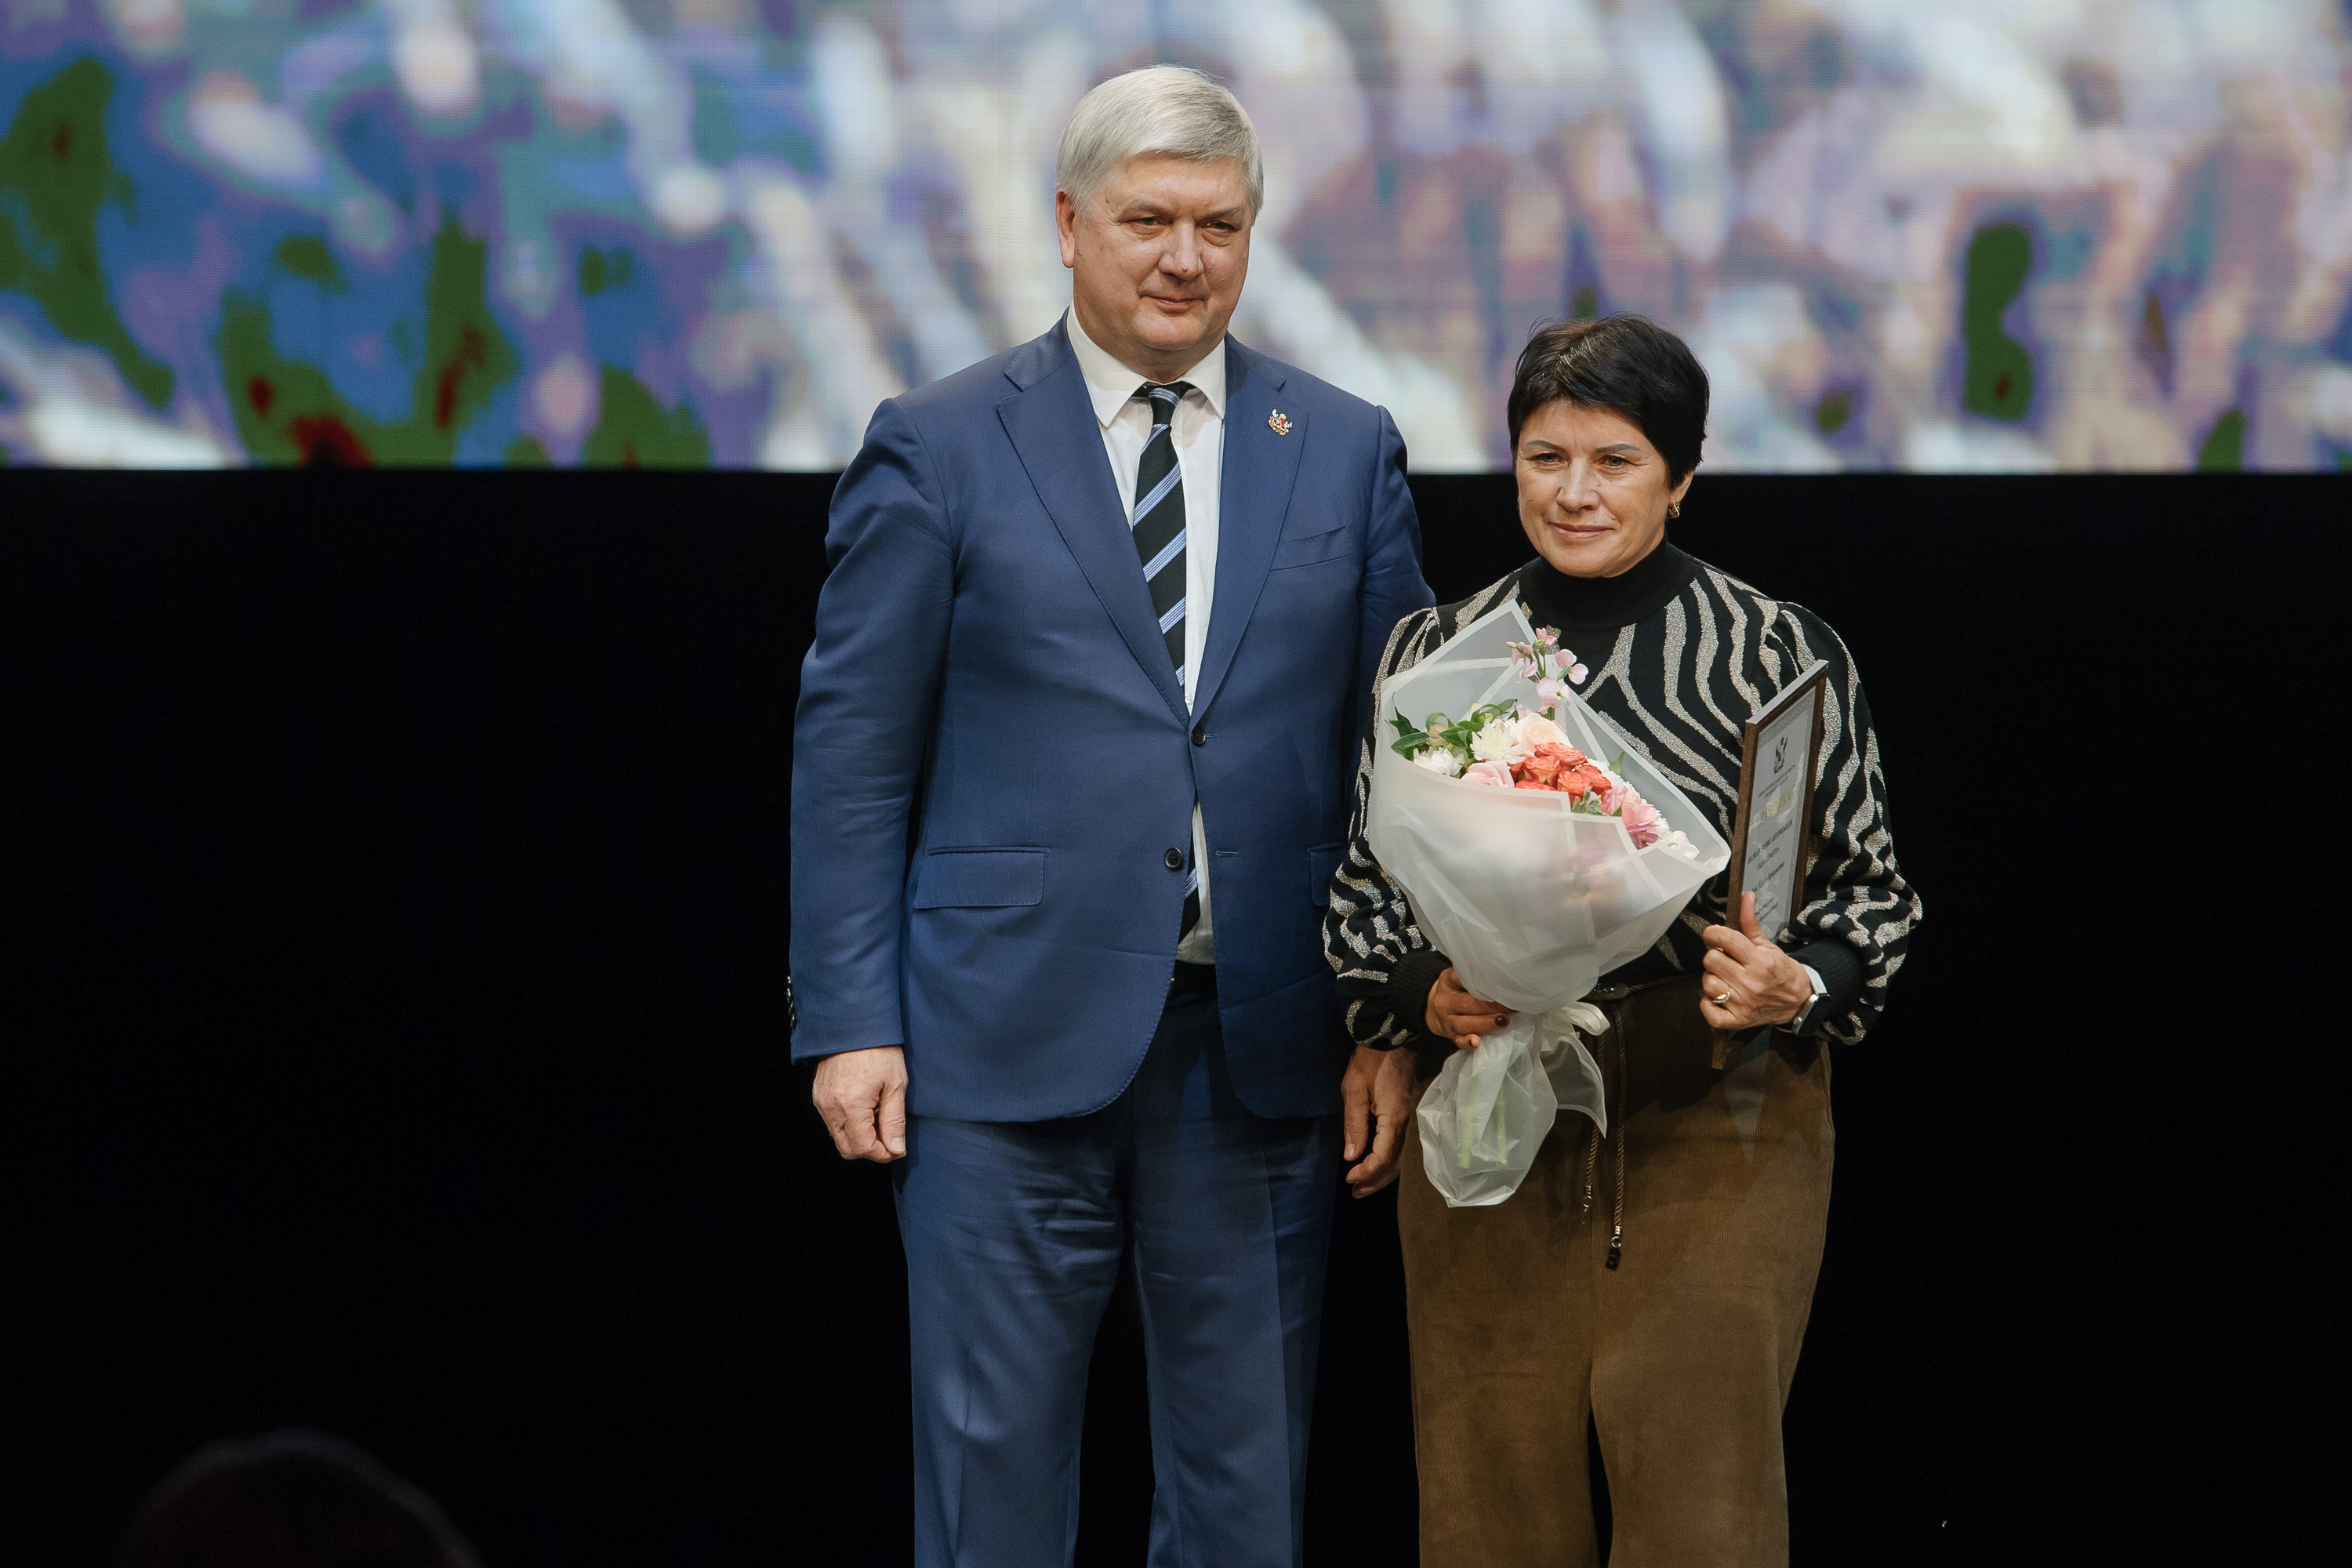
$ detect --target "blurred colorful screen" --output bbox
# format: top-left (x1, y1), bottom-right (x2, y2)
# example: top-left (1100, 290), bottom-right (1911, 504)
top-left (3, 1), bottom-right (2348, 470)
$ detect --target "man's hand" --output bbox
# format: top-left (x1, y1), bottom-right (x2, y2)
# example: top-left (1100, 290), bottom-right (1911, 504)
top-left (1340, 1044), bottom-right (1417, 1198)
top-left (811, 1046), bottom-right (909, 1163)
top-left (1425, 966), bottom-right (1514, 1050)
top-left (1699, 891), bottom-right (1813, 1032)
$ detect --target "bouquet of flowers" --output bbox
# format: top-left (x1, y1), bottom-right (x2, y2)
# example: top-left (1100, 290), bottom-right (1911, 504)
top-left (1388, 636), bottom-right (1702, 862)
top-left (1367, 601), bottom-right (1731, 1207)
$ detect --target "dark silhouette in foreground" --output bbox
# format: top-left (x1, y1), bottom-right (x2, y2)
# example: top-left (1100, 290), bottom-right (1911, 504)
top-left (117, 1430), bottom-right (477, 1568)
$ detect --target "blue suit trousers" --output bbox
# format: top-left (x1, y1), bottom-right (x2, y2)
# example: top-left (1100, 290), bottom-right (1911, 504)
top-left (892, 970), bottom-right (1338, 1567)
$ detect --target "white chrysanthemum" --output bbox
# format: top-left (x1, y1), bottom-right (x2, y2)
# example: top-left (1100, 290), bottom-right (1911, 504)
top-left (1469, 718), bottom-right (1527, 764)
top-left (1413, 746), bottom-right (1465, 778)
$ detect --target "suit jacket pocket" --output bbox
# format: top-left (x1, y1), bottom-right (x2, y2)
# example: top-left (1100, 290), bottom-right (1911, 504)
top-left (913, 848), bottom-right (1047, 909)
top-left (1269, 525), bottom-right (1352, 572)
top-left (1308, 843), bottom-right (1345, 907)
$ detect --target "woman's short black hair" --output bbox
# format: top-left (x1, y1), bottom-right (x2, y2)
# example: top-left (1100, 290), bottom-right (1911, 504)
top-left (1506, 315), bottom-right (1710, 483)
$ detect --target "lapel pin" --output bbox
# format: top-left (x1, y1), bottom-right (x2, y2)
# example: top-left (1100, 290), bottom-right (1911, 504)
top-left (1268, 409), bottom-right (1291, 436)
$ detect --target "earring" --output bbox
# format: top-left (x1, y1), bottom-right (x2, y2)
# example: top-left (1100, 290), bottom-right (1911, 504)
top-left (1668, 502), bottom-right (1681, 519)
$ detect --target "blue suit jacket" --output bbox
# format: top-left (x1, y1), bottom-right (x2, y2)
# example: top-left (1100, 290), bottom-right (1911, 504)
top-left (789, 322), bottom-right (1433, 1120)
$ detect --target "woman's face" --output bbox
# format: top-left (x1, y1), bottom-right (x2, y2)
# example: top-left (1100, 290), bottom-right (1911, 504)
top-left (1513, 400), bottom-right (1693, 579)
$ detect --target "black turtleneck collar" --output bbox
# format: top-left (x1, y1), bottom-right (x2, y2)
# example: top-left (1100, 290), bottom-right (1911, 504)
top-left (1513, 537), bottom-right (1700, 637)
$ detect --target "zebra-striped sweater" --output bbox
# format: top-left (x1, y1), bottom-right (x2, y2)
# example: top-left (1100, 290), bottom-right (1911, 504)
top-left (1323, 545), bottom-right (1921, 1051)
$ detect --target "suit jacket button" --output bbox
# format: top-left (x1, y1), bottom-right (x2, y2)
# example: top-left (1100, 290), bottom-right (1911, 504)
top-left (1191, 724), bottom-right (1207, 746)
top-left (1163, 848), bottom-right (1185, 871)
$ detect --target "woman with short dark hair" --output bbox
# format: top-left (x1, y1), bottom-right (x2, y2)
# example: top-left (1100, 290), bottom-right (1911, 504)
top-left (1325, 314), bottom-right (1921, 1566)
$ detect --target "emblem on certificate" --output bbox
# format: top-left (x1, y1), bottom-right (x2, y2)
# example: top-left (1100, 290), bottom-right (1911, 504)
top-left (1724, 659), bottom-right (1831, 949)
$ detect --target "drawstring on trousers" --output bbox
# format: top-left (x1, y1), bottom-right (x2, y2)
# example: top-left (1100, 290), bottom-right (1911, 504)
top-left (1580, 1107), bottom-right (1598, 1221)
top-left (1606, 1022), bottom-right (1625, 1269)
top-left (1577, 1014), bottom-right (1626, 1269)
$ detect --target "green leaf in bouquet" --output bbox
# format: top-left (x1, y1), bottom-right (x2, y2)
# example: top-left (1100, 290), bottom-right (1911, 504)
top-left (1389, 709), bottom-right (1428, 757)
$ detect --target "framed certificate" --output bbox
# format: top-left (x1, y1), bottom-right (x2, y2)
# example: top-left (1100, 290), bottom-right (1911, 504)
top-left (1724, 659), bottom-right (1831, 946)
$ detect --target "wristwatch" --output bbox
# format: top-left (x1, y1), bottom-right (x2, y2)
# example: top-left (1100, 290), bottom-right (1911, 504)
top-left (1787, 963), bottom-right (1828, 1035)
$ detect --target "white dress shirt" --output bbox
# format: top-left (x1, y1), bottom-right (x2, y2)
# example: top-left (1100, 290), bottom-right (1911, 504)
top-left (1065, 307), bottom-right (1225, 964)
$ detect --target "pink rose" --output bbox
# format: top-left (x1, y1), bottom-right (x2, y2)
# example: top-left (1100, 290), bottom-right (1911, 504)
top-left (1618, 794), bottom-right (1664, 848)
top-left (1461, 760), bottom-right (1515, 789)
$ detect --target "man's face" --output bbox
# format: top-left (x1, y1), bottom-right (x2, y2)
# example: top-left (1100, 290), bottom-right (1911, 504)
top-left (1057, 154), bottom-right (1252, 382)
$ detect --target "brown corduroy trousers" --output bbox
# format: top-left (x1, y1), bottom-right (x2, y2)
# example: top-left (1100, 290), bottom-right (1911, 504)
top-left (1397, 975), bottom-right (1834, 1568)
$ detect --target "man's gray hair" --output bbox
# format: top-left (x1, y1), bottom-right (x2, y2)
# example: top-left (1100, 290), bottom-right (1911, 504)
top-left (1056, 66), bottom-right (1263, 220)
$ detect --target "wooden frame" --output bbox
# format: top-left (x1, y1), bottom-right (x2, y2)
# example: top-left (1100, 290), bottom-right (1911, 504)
top-left (1724, 659), bottom-right (1832, 947)
top-left (1713, 659), bottom-right (1831, 1069)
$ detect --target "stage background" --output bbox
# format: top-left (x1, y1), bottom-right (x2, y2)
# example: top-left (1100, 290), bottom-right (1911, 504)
top-left (5, 1), bottom-right (2352, 472)
top-left (9, 467), bottom-right (2336, 1566)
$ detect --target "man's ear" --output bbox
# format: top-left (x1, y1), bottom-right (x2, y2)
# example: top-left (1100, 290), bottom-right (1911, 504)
top-left (1054, 189), bottom-right (1080, 270)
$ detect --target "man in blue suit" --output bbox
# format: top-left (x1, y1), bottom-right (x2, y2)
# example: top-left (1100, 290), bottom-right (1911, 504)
top-left (790, 66), bottom-right (1432, 1567)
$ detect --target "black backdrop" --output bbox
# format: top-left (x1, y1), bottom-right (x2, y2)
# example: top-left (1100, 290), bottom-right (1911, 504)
top-left (8, 470), bottom-right (2336, 1567)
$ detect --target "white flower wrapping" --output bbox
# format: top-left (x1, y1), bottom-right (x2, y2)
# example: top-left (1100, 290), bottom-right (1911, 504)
top-left (1368, 602), bottom-right (1733, 1207)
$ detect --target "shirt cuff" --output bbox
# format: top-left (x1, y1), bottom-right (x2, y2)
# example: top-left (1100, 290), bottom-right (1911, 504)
top-left (1785, 938), bottom-right (1864, 1036)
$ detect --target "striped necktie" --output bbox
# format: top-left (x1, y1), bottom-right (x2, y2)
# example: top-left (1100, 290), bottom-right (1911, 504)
top-left (1131, 380), bottom-right (1199, 935)
top-left (1131, 381), bottom-right (1191, 684)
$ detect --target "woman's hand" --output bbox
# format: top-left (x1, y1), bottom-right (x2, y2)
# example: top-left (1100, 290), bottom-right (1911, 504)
top-left (1699, 891), bottom-right (1813, 1031)
top-left (1426, 966), bottom-right (1514, 1049)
